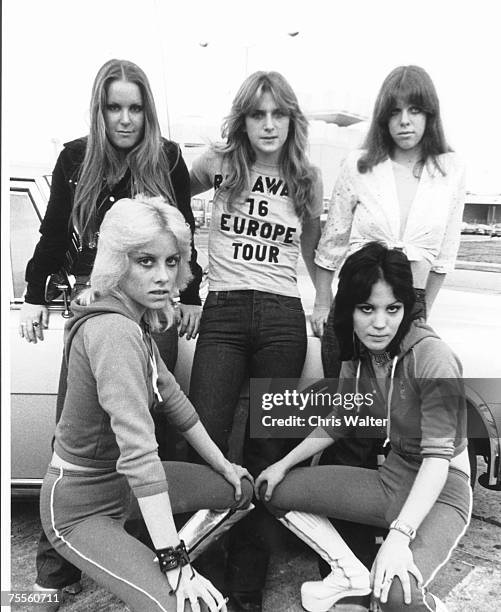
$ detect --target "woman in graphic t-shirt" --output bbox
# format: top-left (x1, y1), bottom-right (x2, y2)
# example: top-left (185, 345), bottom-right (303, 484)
top-left (188, 70), bottom-right (323, 611)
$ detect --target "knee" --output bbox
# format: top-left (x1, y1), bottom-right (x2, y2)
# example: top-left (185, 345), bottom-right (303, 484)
top-left (258, 484), bottom-right (287, 519)
top-left (237, 477), bottom-right (254, 509)
top-left (379, 574), bottom-right (425, 612)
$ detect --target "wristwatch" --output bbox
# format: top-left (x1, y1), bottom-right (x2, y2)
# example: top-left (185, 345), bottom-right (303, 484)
top-left (389, 519), bottom-right (416, 541)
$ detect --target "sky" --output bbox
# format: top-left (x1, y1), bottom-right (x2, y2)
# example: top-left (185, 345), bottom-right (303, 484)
top-left (3, 0), bottom-right (501, 193)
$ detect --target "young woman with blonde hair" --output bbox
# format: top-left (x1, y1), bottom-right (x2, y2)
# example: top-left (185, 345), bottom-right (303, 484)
top-left (19, 58), bottom-right (203, 606)
top-left (39, 196), bottom-right (253, 612)
top-left (188, 71), bottom-right (324, 610)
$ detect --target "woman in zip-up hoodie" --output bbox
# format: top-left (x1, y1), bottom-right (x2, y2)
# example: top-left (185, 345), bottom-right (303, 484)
top-left (39, 196), bottom-right (254, 612)
top-left (255, 242), bottom-right (471, 612)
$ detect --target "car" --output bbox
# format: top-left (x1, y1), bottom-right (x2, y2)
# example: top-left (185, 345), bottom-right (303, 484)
top-left (490, 224), bottom-right (501, 238)
top-left (474, 223), bottom-right (492, 235)
top-left (8, 173), bottom-right (501, 496)
top-left (461, 222), bottom-right (478, 234)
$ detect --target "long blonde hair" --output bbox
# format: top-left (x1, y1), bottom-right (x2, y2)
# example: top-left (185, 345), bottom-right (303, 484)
top-left (78, 196), bottom-right (192, 331)
top-left (72, 59), bottom-right (177, 243)
top-left (214, 71), bottom-right (318, 217)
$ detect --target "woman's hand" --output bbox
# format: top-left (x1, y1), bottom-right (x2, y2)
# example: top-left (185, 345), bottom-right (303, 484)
top-left (177, 303), bottom-right (202, 340)
top-left (218, 460), bottom-right (253, 504)
top-left (370, 531), bottom-right (423, 605)
top-left (18, 303), bottom-right (49, 343)
top-left (166, 565), bottom-right (227, 612)
top-left (254, 460), bottom-right (289, 502)
top-left (310, 304), bottom-right (330, 337)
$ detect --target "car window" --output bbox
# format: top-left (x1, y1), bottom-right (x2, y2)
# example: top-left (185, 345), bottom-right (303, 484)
top-left (10, 182), bottom-right (44, 301)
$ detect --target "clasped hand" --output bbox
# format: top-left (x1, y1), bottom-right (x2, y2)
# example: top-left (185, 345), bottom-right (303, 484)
top-left (370, 531), bottom-right (423, 605)
top-left (219, 460), bottom-right (253, 504)
top-left (254, 460), bottom-right (288, 502)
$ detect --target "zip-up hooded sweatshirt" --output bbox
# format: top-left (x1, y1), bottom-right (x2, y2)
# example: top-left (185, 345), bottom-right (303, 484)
top-left (324, 321), bottom-right (467, 461)
top-left (54, 294), bottom-right (199, 498)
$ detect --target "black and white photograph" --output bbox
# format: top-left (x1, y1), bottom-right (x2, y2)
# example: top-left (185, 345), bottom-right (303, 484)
top-left (2, 1), bottom-right (501, 611)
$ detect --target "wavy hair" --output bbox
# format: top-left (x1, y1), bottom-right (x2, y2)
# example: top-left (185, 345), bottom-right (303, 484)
top-left (213, 71), bottom-right (318, 217)
top-left (358, 65), bottom-right (451, 176)
top-left (72, 59), bottom-right (177, 243)
top-left (333, 242), bottom-right (416, 360)
top-left (78, 196), bottom-right (192, 331)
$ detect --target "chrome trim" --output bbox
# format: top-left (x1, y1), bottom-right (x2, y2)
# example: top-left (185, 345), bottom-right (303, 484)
top-left (11, 478), bottom-right (43, 488)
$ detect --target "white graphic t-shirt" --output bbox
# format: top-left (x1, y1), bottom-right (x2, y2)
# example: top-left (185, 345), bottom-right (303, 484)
top-left (191, 150), bottom-right (322, 297)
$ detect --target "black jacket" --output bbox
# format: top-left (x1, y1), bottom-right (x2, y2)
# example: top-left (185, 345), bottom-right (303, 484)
top-left (25, 137), bottom-right (202, 305)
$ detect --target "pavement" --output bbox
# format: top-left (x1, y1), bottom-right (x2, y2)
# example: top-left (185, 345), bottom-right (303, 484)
top-left (9, 461), bottom-right (501, 611)
top-left (455, 260), bottom-right (501, 273)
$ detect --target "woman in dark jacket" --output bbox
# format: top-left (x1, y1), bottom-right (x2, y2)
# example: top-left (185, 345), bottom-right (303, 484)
top-left (18, 58), bottom-right (203, 606)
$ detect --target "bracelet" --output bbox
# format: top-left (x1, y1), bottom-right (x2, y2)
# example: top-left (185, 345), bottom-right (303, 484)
top-left (389, 519), bottom-right (416, 541)
top-left (155, 540), bottom-right (191, 574)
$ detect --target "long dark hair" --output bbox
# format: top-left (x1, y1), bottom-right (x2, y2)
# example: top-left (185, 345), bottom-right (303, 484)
top-left (333, 242), bottom-right (416, 360)
top-left (358, 65), bottom-right (452, 176)
top-left (213, 70), bottom-right (318, 217)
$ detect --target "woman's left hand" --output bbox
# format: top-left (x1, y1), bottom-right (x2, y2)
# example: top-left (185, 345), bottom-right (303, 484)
top-left (219, 460), bottom-right (253, 504)
top-left (310, 304), bottom-right (330, 337)
top-left (370, 531), bottom-right (423, 605)
top-left (177, 304), bottom-right (202, 340)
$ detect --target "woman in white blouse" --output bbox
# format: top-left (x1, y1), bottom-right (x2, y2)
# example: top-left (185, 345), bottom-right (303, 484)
top-left (308, 65), bottom-right (466, 611)
top-left (312, 65), bottom-right (466, 347)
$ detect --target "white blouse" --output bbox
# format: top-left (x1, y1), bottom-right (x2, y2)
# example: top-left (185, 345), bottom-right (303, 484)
top-left (315, 150), bottom-right (466, 274)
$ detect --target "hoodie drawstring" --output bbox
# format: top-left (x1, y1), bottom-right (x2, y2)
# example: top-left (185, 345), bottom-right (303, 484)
top-left (383, 356), bottom-right (399, 447)
top-left (138, 323), bottom-right (163, 404)
top-left (357, 356), bottom-right (398, 448)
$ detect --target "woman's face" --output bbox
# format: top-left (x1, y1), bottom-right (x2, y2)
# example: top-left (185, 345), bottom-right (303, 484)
top-left (119, 230), bottom-right (179, 317)
top-left (104, 80), bottom-right (145, 151)
top-left (353, 279), bottom-right (404, 353)
top-left (244, 91), bottom-right (290, 164)
top-left (388, 98), bottom-right (426, 156)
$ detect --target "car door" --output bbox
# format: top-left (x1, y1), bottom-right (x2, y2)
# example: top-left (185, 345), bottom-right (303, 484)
top-left (10, 176), bottom-right (66, 494)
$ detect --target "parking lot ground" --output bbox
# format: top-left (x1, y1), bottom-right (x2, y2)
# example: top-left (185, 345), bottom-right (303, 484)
top-left (10, 460), bottom-right (501, 611)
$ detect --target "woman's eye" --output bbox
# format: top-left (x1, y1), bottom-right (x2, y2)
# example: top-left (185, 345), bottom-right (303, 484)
top-left (387, 304), bottom-right (403, 314)
top-left (166, 255), bottom-right (180, 267)
top-left (138, 258), bottom-right (153, 267)
top-left (130, 105), bottom-right (143, 113)
top-left (409, 106), bottom-right (422, 114)
top-left (390, 108), bottom-right (400, 117)
top-left (106, 104), bottom-right (120, 112)
top-left (273, 110), bottom-right (287, 119)
top-left (357, 304), bottom-right (373, 314)
top-left (250, 111), bottom-right (264, 120)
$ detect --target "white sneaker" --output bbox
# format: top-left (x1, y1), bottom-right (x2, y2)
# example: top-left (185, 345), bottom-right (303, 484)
top-left (301, 567), bottom-right (371, 612)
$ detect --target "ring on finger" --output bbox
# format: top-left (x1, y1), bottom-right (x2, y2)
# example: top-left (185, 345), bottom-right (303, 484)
top-left (32, 321), bottom-right (40, 327)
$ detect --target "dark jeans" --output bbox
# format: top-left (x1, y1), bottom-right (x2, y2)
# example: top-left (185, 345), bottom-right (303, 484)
top-left (36, 325), bottom-right (179, 589)
top-left (189, 290), bottom-right (307, 593)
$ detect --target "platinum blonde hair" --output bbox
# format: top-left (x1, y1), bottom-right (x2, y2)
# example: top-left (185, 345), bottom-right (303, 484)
top-left (78, 195), bottom-right (192, 330)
